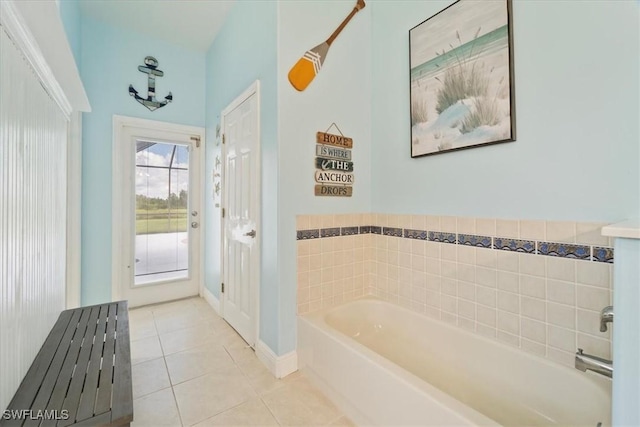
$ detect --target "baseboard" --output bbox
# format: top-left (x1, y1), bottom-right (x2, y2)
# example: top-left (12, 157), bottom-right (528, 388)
top-left (255, 340), bottom-right (298, 379)
top-left (202, 287), bottom-right (220, 315)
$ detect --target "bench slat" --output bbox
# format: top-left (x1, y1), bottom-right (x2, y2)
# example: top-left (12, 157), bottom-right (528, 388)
top-left (21, 309), bottom-right (83, 427)
top-left (57, 306), bottom-right (101, 427)
top-left (2, 310), bottom-right (74, 427)
top-left (110, 301), bottom-right (132, 426)
top-left (69, 411), bottom-right (111, 427)
top-left (39, 308), bottom-right (93, 427)
top-left (74, 304), bottom-right (109, 423)
top-left (94, 304), bottom-right (117, 415)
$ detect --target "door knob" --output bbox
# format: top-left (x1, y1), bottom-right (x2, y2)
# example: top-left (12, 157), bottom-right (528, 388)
top-left (244, 229), bottom-right (256, 238)
top-left (191, 222), bottom-right (199, 229)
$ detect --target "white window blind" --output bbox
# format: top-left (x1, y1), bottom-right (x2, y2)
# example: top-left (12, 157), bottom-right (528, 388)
top-left (0, 25), bottom-right (68, 410)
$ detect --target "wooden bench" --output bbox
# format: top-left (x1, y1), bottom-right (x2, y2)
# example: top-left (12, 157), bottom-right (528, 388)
top-left (1, 301), bottom-right (133, 427)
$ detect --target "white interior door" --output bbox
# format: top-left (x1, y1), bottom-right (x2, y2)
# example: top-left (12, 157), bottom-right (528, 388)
top-left (113, 116), bottom-right (204, 307)
top-left (222, 81), bottom-right (260, 347)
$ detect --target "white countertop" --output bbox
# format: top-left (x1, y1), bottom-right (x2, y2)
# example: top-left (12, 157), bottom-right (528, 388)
top-left (601, 219), bottom-right (640, 239)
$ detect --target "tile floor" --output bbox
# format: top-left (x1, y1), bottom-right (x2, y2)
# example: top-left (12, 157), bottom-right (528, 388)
top-left (129, 297), bottom-right (353, 426)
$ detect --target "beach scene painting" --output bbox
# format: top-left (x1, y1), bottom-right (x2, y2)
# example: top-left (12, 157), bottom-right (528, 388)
top-left (410, 0), bottom-right (515, 157)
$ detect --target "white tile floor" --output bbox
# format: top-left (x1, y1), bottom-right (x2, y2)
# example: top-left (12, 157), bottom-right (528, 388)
top-left (129, 297), bottom-right (353, 427)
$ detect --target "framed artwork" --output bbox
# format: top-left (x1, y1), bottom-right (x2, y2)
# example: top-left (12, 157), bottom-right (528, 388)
top-left (409, 0), bottom-right (515, 157)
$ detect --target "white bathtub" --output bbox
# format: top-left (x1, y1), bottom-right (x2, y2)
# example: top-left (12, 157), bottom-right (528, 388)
top-left (297, 297), bottom-right (611, 426)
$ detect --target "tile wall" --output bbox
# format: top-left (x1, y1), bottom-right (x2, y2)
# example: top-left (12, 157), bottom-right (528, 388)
top-left (296, 214), bottom-right (615, 368)
top-left (296, 214), bottom-right (371, 314)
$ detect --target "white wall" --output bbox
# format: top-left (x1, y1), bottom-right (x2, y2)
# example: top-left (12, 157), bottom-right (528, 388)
top-left (0, 26), bottom-right (68, 410)
top-left (277, 0), bottom-right (373, 353)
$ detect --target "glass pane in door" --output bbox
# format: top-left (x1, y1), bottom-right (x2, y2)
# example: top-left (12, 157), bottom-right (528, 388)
top-left (134, 141), bottom-right (190, 285)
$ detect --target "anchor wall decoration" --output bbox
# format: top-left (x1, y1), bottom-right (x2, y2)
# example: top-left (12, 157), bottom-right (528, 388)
top-left (128, 56), bottom-right (173, 111)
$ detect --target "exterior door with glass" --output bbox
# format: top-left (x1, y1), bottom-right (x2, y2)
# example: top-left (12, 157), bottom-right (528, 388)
top-left (113, 116), bottom-right (204, 307)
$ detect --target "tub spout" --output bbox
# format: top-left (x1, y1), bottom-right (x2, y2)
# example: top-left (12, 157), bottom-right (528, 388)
top-left (575, 348), bottom-right (612, 378)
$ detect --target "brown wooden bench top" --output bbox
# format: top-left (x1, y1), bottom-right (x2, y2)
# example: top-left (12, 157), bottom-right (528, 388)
top-left (1, 301), bottom-right (133, 427)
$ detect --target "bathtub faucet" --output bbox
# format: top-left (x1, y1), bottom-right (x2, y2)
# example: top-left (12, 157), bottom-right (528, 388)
top-left (575, 348), bottom-right (612, 378)
top-left (600, 305), bottom-right (613, 332)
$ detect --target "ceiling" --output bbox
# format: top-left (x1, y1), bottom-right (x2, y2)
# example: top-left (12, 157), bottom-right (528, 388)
top-left (79, 0), bottom-right (236, 52)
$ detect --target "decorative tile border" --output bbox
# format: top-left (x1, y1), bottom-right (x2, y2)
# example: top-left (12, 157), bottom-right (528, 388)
top-left (320, 227), bottom-right (341, 238)
top-left (359, 225), bottom-right (371, 234)
top-left (383, 227), bottom-right (403, 237)
top-left (593, 247), bottom-right (614, 263)
top-left (538, 242), bottom-right (590, 260)
top-left (494, 238), bottom-right (535, 254)
top-left (459, 234), bottom-right (492, 249)
top-left (341, 226), bottom-right (359, 236)
top-left (429, 231), bottom-right (456, 244)
top-left (404, 229), bottom-right (428, 240)
top-left (297, 225), bottom-right (614, 263)
top-left (297, 229), bottom-right (320, 240)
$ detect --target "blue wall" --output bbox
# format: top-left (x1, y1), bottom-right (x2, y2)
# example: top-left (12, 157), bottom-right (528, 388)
top-left (277, 0), bottom-right (373, 355)
top-left (371, 0), bottom-right (639, 222)
top-left (80, 16), bottom-right (206, 304)
top-left (58, 0), bottom-right (81, 66)
top-left (203, 1), bottom-right (279, 351)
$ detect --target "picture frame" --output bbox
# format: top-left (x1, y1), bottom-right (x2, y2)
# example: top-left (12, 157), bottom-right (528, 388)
top-left (409, 0), bottom-right (516, 157)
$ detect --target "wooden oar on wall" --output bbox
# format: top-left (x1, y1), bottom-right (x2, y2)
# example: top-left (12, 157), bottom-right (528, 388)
top-left (288, 0), bottom-right (366, 92)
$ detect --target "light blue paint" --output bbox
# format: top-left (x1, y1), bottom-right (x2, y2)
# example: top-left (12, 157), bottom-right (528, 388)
top-left (204, 1), bottom-right (279, 351)
top-left (58, 0), bottom-right (81, 66)
top-left (612, 237), bottom-right (640, 426)
top-left (277, 0), bottom-right (373, 355)
top-left (70, 0), bottom-right (638, 366)
top-left (371, 0), bottom-right (639, 222)
top-left (79, 16), bottom-right (205, 305)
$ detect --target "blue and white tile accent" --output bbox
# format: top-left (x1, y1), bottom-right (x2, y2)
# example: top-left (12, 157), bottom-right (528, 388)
top-left (297, 223), bottom-right (614, 264)
top-left (494, 238), bottom-right (535, 253)
top-left (593, 247), bottom-right (614, 263)
top-left (341, 226), bottom-right (359, 236)
top-left (429, 231), bottom-right (456, 244)
top-left (297, 229), bottom-right (320, 240)
top-left (538, 242), bottom-right (590, 260)
top-left (459, 234), bottom-right (493, 249)
top-left (383, 227), bottom-right (403, 237)
top-left (320, 227), bottom-right (341, 238)
top-left (404, 229), bottom-right (428, 240)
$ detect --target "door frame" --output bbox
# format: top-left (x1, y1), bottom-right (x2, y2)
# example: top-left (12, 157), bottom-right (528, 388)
top-left (112, 115), bottom-right (206, 303)
top-left (220, 80), bottom-right (261, 346)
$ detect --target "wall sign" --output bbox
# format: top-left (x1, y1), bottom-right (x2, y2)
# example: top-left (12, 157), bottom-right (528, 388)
top-left (316, 131), bottom-right (353, 148)
top-left (315, 123), bottom-right (354, 197)
top-left (315, 145), bottom-right (351, 160)
top-left (128, 56), bottom-right (173, 111)
top-left (314, 185), bottom-right (353, 197)
top-left (315, 157), bottom-right (354, 172)
top-left (315, 170), bottom-right (354, 184)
